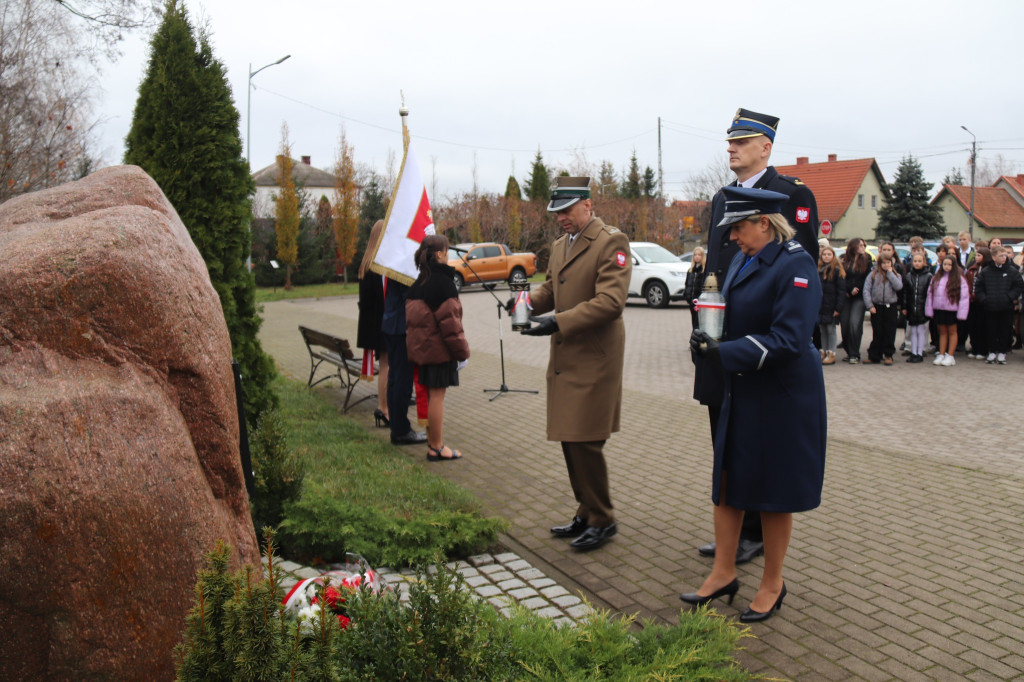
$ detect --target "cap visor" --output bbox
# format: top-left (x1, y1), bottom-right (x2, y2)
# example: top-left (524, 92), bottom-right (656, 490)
top-left (547, 196), bottom-right (581, 212)
top-left (717, 211), bottom-right (757, 228)
top-left (725, 129), bottom-right (767, 140)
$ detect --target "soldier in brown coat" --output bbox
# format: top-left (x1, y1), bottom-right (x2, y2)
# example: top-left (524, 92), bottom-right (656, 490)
top-left (521, 176), bottom-right (631, 551)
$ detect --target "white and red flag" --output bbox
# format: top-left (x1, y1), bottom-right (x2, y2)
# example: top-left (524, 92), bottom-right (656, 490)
top-left (369, 140), bottom-right (435, 285)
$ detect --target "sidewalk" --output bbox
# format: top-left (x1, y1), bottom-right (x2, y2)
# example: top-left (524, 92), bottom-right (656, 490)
top-left (259, 289), bottom-right (1024, 681)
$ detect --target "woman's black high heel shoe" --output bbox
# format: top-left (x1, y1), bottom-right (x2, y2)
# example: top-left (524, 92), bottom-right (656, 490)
top-left (679, 578), bottom-right (739, 606)
top-left (373, 409), bottom-right (390, 428)
top-left (739, 583), bottom-right (786, 623)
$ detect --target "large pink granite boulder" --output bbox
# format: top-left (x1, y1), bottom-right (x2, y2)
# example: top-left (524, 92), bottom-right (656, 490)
top-left (0, 166), bottom-right (259, 680)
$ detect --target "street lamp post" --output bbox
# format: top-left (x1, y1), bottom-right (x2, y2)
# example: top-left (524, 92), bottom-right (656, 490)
top-left (961, 125), bottom-right (977, 240)
top-left (246, 55), bottom-right (291, 168)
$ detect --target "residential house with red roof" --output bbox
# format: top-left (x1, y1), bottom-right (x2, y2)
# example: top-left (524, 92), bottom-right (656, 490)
top-left (931, 175), bottom-right (1024, 243)
top-left (774, 155), bottom-right (888, 243)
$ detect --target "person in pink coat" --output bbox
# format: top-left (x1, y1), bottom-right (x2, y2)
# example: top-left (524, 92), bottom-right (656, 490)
top-left (925, 255), bottom-right (969, 366)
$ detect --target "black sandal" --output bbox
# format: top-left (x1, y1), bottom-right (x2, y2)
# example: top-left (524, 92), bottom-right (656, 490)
top-left (427, 445), bottom-right (462, 462)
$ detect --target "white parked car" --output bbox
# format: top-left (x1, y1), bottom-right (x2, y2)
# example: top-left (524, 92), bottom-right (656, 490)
top-left (628, 242), bottom-right (689, 308)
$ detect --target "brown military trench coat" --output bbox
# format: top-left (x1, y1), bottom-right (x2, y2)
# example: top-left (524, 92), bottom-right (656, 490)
top-left (530, 216), bottom-right (631, 442)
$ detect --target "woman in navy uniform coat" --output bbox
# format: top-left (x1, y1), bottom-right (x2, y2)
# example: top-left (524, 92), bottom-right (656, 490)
top-left (683, 186), bottom-right (827, 623)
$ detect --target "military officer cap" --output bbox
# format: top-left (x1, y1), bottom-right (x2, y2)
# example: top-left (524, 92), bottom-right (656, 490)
top-left (717, 186), bottom-right (788, 227)
top-left (547, 176), bottom-right (591, 212)
top-left (726, 108), bottom-right (779, 142)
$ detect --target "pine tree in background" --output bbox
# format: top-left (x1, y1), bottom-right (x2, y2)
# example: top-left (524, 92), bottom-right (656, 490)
top-left (332, 129), bottom-right (359, 282)
top-left (942, 167), bottom-right (966, 185)
top-left (643, 166), bottom-right (657, 198)
top-left (597, 161), bottom-right (618, 197)
top-left (875, 154), bottom-right (945, 241)
top-left (124, 0), bottom-right (276, 427)
top-left (354, 171), bottom-right (388, 269)
top-left (273, 127), bottom-right (300, 289)
top-left (504, 175), bottom-right (522, 200)
top-left (621, 151), bottom-right (642, 200)
top-left (505, 176), bottom-right (523, 250)
top-left (523, 150), bottom-right (551, 203)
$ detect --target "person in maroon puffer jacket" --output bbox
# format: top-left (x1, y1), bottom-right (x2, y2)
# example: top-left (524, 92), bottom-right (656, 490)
top-left (406, 234), bottom-right (470, 461)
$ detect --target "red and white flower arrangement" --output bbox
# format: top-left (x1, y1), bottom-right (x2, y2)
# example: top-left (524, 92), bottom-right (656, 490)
top-left (281, 560), bottom-right (383, 631)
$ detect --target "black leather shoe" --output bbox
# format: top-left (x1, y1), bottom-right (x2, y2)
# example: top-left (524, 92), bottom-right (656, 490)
top-left (736, 538), bottom-right (765, 564)
top-left (679, 578), bottom-right (739, 606)
top-left (739, 583), bottom-right (786, 623)
top-left (550, 516), bottom-right (587, 537)
top-left (695, 538), bottom-right (764, 564)
top-left (391, 430), bottom-right (427, 445)
top-left (570, 523), bottom-right (617, 551)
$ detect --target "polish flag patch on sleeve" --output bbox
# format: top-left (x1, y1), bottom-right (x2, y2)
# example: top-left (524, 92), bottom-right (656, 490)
top-left (794, 276), bottom-right (808, 288)
top-left (615, 251), bottom-right (627, 267)
top-left (795, 207), bottom-right (810, 223)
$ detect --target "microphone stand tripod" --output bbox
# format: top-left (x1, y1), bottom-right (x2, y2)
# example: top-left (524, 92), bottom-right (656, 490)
top-left (450, 247), bottom-right (538, 402)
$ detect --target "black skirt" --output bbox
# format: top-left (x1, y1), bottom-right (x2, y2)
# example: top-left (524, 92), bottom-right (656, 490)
top-left (933, 309), bottom-right (958, 326)
top-left (418, 360), bottom-right (460, 388)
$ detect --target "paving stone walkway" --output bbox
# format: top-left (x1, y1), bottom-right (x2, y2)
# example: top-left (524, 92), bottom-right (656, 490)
top-left (259, 289), bottom-right (1024, 681)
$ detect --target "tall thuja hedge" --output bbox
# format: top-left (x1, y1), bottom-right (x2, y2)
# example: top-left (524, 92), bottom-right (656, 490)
top-left (125, 0), bottom-right (276, 426)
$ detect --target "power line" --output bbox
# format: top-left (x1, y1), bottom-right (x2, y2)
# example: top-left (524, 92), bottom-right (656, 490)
top-left (254, 84), bottom-right (655, 154)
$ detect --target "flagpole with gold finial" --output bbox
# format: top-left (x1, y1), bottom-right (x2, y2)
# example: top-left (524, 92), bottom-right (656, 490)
top-left (399, 90), bottom-right (409, 153)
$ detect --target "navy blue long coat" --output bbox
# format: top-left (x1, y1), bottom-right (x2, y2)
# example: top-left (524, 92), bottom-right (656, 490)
top-left (713, 239), bottom-right (827, 512)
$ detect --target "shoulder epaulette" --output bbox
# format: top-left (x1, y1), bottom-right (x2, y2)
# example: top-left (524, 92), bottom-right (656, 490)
top-left (606, 226), bottom-right (620, 234)
top-left (786, 241), bottom-right (804, 252)
top-left (777, 174), bottom-right (805, 186)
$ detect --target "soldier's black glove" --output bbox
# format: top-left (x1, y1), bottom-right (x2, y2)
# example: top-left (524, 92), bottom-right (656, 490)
top-left (505, 297), bottom-right (516, 315)
top-left (521, 315), bottom-right (558, 336)
top-left (689, 329), bottom-right (720, 364)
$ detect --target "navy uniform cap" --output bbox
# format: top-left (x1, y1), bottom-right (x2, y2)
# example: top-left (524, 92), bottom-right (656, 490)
top-left (726, 108), bottom-right (779, 142)
top-left (717, 186), bottom-right (788, 227)
top-left (547, 176), bottom-right (591, 212)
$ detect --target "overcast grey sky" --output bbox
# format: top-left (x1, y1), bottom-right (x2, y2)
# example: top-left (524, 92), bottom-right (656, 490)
top-left (96, 0), bottom-right (1024, 202)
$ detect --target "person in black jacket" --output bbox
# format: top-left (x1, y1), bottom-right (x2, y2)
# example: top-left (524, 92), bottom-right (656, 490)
top-left (976, 246), bottom-right (1024, 363)
top-left (817, 245), bottom-right (846, 365)
top-left (902, 250), bottom-right (933, 363)
top-left (357, 220), bottom-right (390, 427)
top-left (839, 238), bottom-right (871, 363)
top-left (691, 108), bottom-right (820, 564)
top-left (683, 246), bottom-right (706, 331)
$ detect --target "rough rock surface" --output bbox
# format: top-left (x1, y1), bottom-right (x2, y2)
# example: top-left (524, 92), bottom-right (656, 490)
top-left (0, 166), bottom-right (259, 681)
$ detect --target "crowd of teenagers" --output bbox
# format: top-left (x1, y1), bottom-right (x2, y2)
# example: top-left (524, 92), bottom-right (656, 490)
top-left (815, 233), bottom-right (1024, 366)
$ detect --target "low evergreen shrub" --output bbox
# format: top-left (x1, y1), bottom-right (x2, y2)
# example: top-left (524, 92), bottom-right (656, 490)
top-left (250, 408), bottom-right (305, 530)
top-left (176, 537), bottom-right (755, 681)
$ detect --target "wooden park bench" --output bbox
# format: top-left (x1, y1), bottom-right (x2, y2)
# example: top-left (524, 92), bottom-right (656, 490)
top-left (298, 325), bottom-right (375, 412)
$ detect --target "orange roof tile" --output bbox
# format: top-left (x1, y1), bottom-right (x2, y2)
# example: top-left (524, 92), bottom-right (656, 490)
top-left (774, 157), bottom-right (885, 224)
top-left (935, 185), bottom-right (1024, 228)
top-left (998, 174), bottom-right (1024, 199)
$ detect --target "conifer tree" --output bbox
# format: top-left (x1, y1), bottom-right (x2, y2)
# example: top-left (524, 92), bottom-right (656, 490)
top-left (523, 150), bottom-right (551, 203)
top-left (124, 0), bottom-right (275, 426)
top-left (621, 151), bottom-right (643, 200)
top-left (942, 167), bottom-right (966, 185)
top-left (354, 171), bottom-right (388, 271)
top-left (505, 176), bottom-right (523, 249)
top-left (504, 175), bottom-right (522, 200)
top-left (274, 126), bottom-right (300, 289)
top-left (597, 161), bottom-right (617, 197)
top-left (332, 129), bottom-right (359, 282)
top-left (875, 154), bottom-right (945, 241)
top-left (643, 166), bottom-right (657, 198)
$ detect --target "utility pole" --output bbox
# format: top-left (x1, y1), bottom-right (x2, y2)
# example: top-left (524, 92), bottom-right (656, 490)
top-left (961, 125), bottom-right (977, 240)
top-left (657, 116), bottom-right (664, 198)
